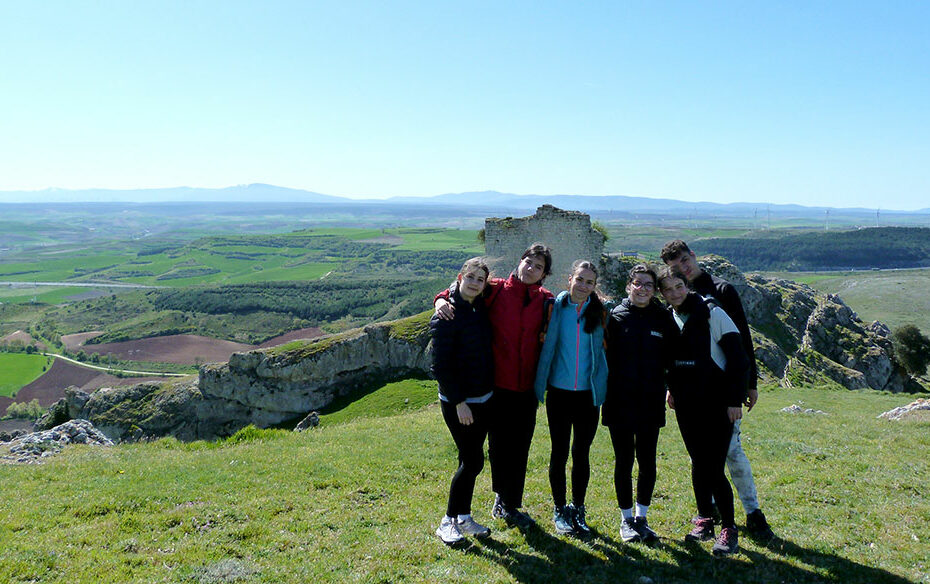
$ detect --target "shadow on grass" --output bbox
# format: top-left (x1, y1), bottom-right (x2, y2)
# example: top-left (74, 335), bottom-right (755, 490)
top-left (462, 527), bottom-right (914, 584)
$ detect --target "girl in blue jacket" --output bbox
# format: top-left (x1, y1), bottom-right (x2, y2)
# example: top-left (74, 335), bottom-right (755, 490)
top-left (535, 259), bottom-right (608, 536)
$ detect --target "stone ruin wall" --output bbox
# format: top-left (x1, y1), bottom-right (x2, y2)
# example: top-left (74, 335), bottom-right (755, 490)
top-left (484, 205), bottom-right (606, 293)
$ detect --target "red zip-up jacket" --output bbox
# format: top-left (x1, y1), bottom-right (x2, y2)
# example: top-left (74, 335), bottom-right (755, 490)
top-left (436, 273), bottom-right (553, 392)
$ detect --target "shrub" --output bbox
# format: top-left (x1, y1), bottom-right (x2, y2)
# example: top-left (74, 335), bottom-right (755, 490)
top-left (893, 324), bottom-right (930, 376)
top-left (5, 399), bottom-right (45, 420)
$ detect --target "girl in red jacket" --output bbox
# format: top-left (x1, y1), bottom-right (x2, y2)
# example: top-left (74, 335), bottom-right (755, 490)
top-left (435, 243), bottom-right (554, 528)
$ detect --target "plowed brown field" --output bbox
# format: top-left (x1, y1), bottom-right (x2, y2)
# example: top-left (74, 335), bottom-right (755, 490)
top-left (0, 359), bottom-right (170, 409)
top-left (68, 327), bottom-right (325, 364)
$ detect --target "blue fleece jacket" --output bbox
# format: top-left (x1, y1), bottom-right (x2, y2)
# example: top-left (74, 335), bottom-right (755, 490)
top-left (534, 291), bottom-right (608, 406)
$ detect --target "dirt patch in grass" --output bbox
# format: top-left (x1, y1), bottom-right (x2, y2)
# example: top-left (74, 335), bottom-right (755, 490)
top-left (0, 330), bottom-right (46, 351)
top-left (61, 331), bottom-right (106, 349)
top-left (87, 334), bottom-right (254, 364)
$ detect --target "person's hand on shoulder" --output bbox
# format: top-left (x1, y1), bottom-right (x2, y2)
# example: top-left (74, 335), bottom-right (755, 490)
top-left (435, 297), bottom-right (454, 321)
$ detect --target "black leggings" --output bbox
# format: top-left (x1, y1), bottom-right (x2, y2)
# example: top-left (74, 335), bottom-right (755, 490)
top-left (608, 424), bottom-right (660, 510)
top-left (441, 399), bottom-right (490, 517)
top-left (676, 407), bottom-right (736, 528)
top-left (488, 389), bottom-right (538, 509)
top-left (546, 387), bottom-right (599, 508)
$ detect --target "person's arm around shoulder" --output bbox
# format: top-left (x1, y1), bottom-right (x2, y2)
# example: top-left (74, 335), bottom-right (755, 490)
top-left (719, 280), bottom-right (759, 403)
top-left (710, 307), bottom-right (748, 422)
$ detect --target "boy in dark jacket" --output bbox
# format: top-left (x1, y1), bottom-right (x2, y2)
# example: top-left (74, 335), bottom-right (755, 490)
top-left (661, 239), bottom-right (774, 540)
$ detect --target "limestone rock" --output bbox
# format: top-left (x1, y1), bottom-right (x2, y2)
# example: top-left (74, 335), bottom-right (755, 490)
top-left (2, 419), bottom-right (112, 464)
top-left (294, 411), bottom-right (320, 431)
top-left (878, 398), bottom-right (930, 420)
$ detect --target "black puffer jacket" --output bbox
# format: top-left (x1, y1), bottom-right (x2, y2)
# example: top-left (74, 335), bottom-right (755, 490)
top-left (602, 297), bottom-right (677, 429)
top-left (429, 283), bottom-right (494, 405)
top-left (666, 292), bottom-right (748, 411)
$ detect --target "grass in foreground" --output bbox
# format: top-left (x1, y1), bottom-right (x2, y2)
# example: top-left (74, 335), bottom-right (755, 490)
top-left (0, 385), bottom-right (927, 583)
top-left (0, 353), bottom-right (51, 397)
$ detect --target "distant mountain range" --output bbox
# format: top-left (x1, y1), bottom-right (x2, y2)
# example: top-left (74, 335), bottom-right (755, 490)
top-left (1, 183), bottom-right (928, 216)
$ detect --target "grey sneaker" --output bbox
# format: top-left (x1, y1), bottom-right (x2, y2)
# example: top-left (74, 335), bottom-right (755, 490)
top-left (567, 503), bottom-right (591, 536)
top-left (436, 516), bottom-right (464, 544)
top-left (456, 516), bottom-right (491, 538)
top-left (620, 517), bottom-right (642, 543)
top-left (712, 526), bottom-right (739, 556)
top-left (553, 505), bottom-right (575, 535)
top-left (685, 516), bottom-right (715, 542)
top-left (633, 516), bottom-right (659, 542)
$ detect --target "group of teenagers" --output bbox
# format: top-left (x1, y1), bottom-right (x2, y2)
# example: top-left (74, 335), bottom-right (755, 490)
top-left (428, 240), bottom-right (775, 556)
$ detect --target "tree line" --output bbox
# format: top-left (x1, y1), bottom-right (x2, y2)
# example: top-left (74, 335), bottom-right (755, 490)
top-left (693, 227), bottom-right (930, 271)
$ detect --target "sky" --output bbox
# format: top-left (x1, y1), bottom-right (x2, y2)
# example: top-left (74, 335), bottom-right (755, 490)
top-left (1, 1), bottom-right (928, 210)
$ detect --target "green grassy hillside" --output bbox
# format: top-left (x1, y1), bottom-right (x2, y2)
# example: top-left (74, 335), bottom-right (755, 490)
top-left (1, 384), bottom-right (926, 583)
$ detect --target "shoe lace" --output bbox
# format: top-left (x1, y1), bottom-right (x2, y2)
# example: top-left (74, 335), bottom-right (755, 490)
top-left (719, 527), bottom-right (736, 544)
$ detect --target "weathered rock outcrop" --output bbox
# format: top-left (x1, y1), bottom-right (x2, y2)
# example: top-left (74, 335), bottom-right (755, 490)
top-left (43, 312), bottom-right (433, 441)
top-left (198, 315), bottom-right (431, 426)
top-left (602, 253), bottom-right (920, 393)
top-left (691, 257), bottom-right (921, 393)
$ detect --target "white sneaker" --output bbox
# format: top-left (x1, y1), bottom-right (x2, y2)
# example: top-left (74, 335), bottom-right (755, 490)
top-left (436, 516), bottom-right (464, 544)
top-left (456, 516), bottom-right (491, 538)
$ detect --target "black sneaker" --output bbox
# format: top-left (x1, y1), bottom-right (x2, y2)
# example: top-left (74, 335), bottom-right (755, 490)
top-left (500, 506), bottom-right (535, 529)
top-left (633, 516), bottom-right (659, 542)
top-left (712, 526), bottom-right (739, 556)
top-left (567, 503), bottom-right (591, 536)
top-left (620, 517), bottom-right (642, 543)
top-left (553, 505), bottom-right (575, 535)
top-left (745, 509), bottom-right (775, 541)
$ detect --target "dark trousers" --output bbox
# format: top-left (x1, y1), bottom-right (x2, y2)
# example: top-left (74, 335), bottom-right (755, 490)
top-left (488, 388), bottom-right (538, 509)
top-left (546, 387), bottom-right (599, 508)
top-left (676, 406), bottom-right (736, 528)
top-left (441, 399), bottom-right (490, 517)
top-left (608, 424), bottom-right (661, 510)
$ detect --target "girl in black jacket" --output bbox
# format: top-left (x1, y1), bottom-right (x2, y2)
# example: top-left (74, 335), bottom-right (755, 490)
top-left (658, 267), bottom-right (748, 556)
top-left (430, 257), bottom-right (495, 544)
top-left (604, 264), bottom-right (677, 543)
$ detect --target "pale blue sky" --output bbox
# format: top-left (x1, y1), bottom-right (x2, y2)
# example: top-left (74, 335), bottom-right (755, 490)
top-left (1, 1), bottom-right (927, 209)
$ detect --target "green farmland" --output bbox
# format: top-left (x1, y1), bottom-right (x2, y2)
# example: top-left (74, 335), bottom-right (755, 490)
top-left (0, 353), bottom-right (51, 397)
top-left (0, 227), bottom-right (482, 288)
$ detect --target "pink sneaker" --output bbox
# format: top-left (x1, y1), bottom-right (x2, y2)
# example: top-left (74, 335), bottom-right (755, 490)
top-left (712, 526), bottom-right (739, 556)
top-left (685, 516), bottom-right (715, 542)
